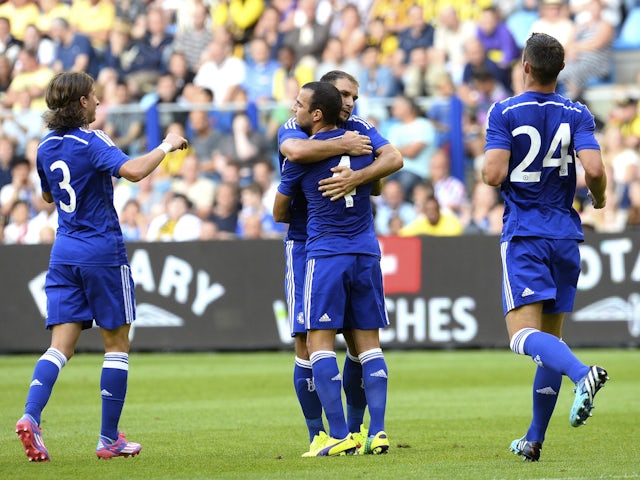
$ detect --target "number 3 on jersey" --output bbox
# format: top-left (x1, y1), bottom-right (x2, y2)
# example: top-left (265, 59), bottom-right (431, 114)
top-left (334, 155), bottom-right (356, 207)
top-left (50, 160), bottom-right (77, 213)
top-left (510, 122), bottom-right (573, 183)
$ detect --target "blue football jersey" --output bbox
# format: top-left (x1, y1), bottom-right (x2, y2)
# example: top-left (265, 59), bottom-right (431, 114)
top-left (37, 128), bottom-right (129, 266)
top-left (343, 114), bottom-right (390, 152)
top-left (485, 91), bottom-right (601, 241)
top-left (278, 128), bottom-right (379, 258)
top-left (277, 114), bottom-right (391, 242)
top-left (277, 118), bottom-right (310, 242)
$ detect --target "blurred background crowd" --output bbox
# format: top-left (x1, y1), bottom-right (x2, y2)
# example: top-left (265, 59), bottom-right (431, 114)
top-left (0, 0), bottom-right (640, 244)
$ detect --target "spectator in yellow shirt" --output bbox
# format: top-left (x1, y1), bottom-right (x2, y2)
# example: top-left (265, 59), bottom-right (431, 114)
top-left (69, 0), bottom-right (116, 53)
top-left (271, 45), bottom-right (313, 102)
top-left (0, 0), bottom-right (39, 41)
top-left (35, 0), bottom-right (71, 37)
top-left (212, 0), bottom-right (265, 44)
top-left (399, 196), bottom-right (463, 236)
top-left (608, 96), bottom-right (640, 150)
top-left (3, 48), bottom-right (55, 111)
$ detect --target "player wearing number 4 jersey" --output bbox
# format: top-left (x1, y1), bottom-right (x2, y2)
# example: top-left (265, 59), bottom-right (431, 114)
top-left (277, 71), bottom-right (401, 456)
top-left (483, 33), bottom-right (609, 462)
top-left (274, 82), bottom-right (390, 456)
top-left (16, 72), bottom-right (187, 462)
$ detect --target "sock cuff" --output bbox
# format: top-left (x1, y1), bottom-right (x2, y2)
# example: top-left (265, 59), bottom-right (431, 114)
top-left (41, 347), bottom-right (67, 370)
top-left (345, 349), bottom-right (360, 363)
top-left (358, 348), bottom-right (383, 364)
top-left (510, 328), bottom-right (539, 355)
top-left (309, 350), bottom-right (336, 365)
top-left (103, 352), bottom-right (129, 371)
top-left (295, 356), bottom-right (312, 369)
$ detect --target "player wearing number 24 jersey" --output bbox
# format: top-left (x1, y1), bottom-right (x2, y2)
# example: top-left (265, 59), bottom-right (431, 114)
top-left (483, 33), bottom-right (608, 462)
top-left (484, 87), bottom-right (600, 242)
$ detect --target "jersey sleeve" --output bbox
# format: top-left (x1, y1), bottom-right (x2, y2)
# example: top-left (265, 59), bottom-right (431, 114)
top-left (347, 115), bottom-right (390, 151)
top-left (277, 159), bottom-right (306, 197)
top-left (484, 102), bottom-right (511, 151)
top-left (277, 119), bottom-right (308, 149)
top-left (89, 130), bottom-right (129, 177)
top-left (36, 158), bottom-right (50, 194)
top-left (573, 106), bottom-right (601, 152)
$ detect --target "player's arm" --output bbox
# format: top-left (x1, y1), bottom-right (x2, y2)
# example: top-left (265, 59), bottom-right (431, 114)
top-left (119, 133), bottom-right (187, 182)
top-left (577, 148), bottom-right (607, 209)
top-left (42, 191), bottom-right (53, 203)
top-left (281, 130), bottom-right (372, 163)
top-left (482, 148), bottom-right (510, 186)
top-left (273, 191), bottom-right (292, 223)
top-left (319, 143), bottom-right (403, 201)
top-left (371, 179), bottom-right (383, 196)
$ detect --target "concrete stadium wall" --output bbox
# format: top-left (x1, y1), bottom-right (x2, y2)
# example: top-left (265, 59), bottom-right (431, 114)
top-left (1, 233), bottom-right (638, 353)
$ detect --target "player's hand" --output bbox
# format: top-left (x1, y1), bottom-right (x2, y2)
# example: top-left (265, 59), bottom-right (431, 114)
top-left (342, 130), bottom-right (372, 156)
top-left (588, 191), bottom-right (606, 209)
top-left (319, 166), bottom-right (360, 201)
top-left (163, 133), bottom-right (188, 152)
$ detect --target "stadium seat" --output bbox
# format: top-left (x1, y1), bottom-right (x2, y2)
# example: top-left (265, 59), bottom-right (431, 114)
top-left (613, 7), bottom-right (640, 49)
top-left (506, 9), bottom-right (539, 49)
top-left (613, 48), bottom-right (640, 83)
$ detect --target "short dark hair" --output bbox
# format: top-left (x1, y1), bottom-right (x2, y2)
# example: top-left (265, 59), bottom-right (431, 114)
top-left (471, 66), bottom-right (496, 83)
top-left (301, 81), bottom-right (342, 125)
top-left (171, 192), bottom-right (193, 210)
top-left (523, 32), bottom-right (564, 85)
top-left (319, 70), bottom-right (359, 88)
top-left (9, 156), bottom-right (30, 170)
top-left (51, 17), bottom-right (70, 30)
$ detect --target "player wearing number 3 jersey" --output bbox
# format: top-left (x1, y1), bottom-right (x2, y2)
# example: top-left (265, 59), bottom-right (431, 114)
top-left (483, 33), bottom-right (609, 462)
top-left (16, 72), bottom-right (187, 462)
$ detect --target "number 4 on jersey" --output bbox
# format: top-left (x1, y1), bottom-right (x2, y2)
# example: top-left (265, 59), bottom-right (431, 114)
top-left (334, 155), bottom-right (356, 207)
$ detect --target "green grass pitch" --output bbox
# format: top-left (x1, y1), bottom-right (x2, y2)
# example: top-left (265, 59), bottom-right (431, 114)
top-left (1, 349), bottom-right (638, 480)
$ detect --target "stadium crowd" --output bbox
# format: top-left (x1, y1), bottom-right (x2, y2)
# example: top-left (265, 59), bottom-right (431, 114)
top-left (0, 0), bottom-right (639, 244)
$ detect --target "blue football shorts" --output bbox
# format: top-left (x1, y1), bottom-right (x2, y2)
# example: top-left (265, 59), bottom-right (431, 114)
top-left (44, 264), bottom-right (136, 330)
top-left (304, 254), bottom-right (389, 331)
top-left (500, 237), bottom-right (580, 316)
top-left (285, 240), bottom-right (307, 336)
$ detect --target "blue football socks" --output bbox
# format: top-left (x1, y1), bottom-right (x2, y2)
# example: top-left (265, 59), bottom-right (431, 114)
top-left (100, 352), bottom-right (129, 441)
top-left (310, 350), bottom-right (348, 440)
top-left (526, 365), bottom-right (562, 444)
top-left (511, 328), bottom-right (589, 383)
top-left (24, 348), bottom-right (67, 425)
top-left (294, 357), bottom-right (324, 442)
top-left (359, 348), bottom-right (388, 436)
top-left (343, 350), bottom-right (366, 433)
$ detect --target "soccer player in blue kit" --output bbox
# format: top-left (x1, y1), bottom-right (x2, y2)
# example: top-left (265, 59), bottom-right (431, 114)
top-left (277, 71), bottom-right (401, 455)
top-left (482, 33), bottom-right (609, 462)
top-left (15, 72), bottom-right (187, 462)
top-left (274, 81), bottom-right (391, 456)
